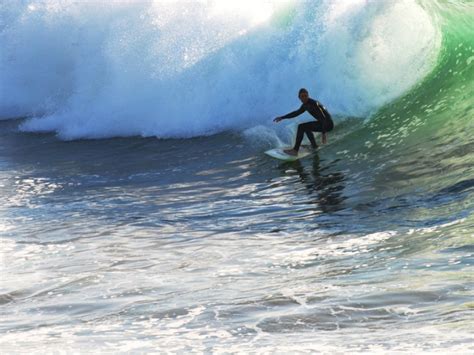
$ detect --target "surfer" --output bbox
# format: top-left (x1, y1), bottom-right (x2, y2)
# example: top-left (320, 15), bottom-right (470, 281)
top-left (274, 88), bottom-right (334, 156)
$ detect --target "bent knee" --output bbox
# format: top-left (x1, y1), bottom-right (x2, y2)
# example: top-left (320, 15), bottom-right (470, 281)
top-left (297, 124), bottom-right (307, 132)
top-left (298, 122), bottom-right (312, 130)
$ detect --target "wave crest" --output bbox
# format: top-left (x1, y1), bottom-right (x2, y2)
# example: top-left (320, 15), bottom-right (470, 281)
top-left (0, 0), bottom-right (439, 139)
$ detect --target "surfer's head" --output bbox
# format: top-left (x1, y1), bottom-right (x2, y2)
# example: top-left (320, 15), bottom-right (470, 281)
top-left (298, 88), bottom-right (309, 103)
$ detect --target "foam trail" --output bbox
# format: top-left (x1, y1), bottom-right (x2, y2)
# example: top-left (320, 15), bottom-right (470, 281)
top-left (0, 0), bottom-right (439, 140)
top-left (243, 125), bottom-right (287, 149)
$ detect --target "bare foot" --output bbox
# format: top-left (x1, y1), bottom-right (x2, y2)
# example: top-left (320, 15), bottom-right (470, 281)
top-left (284, 149), bottom-right (298, 156)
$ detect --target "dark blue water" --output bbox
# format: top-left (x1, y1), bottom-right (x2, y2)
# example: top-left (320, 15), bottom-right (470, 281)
top-left (1, 117), bottom-right (473, 352)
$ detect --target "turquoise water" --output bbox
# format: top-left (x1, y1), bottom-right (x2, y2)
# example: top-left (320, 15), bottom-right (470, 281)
top-left (1, 0), bottom-right (473, 353)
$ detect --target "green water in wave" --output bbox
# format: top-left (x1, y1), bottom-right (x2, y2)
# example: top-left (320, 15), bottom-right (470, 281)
top-left (338, 0), bottom-right (474, 193)
top-left (374, 0), bottom-right (473, 143)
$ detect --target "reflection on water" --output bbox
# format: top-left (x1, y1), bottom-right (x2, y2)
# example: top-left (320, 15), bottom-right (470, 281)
top-left (277, 155), bottom-right (346, 213)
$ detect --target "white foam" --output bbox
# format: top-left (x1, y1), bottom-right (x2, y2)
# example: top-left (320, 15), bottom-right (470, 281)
top-left (0, 0), bottom-right (440, 139)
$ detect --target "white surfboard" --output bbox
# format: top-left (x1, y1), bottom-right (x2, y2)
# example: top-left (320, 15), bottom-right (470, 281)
top-left (264, 147), bottom-right (312, 161)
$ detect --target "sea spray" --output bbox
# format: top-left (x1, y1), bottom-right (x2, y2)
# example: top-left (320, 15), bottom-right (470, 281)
top-left (1, 0), bottom-right (439, 139)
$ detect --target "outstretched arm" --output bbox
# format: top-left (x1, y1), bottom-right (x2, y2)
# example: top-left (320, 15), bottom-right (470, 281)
top-left (273, 105), bottom-right (305, 122)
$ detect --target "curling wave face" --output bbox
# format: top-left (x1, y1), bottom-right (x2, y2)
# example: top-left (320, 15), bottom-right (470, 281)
top-left (1, 0), bottom-right (441, 139)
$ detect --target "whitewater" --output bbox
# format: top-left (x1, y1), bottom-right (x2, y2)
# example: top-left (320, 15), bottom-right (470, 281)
top-left (1, 0), bottom-right (473, 353)
top-left (2, 0), bottom-right (440, 139)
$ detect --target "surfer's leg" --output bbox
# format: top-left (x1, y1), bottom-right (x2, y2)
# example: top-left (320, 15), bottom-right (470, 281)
top-left (306, 121), bottom-right (328, 145)
top-left (293, 122), bottom-right (314, 151)
top-left (304, 129), bottom-right (318, 149)
top-left (291, 122), bottom-right (322, 154)
top-left (299, 122), bottom-right (320, 149)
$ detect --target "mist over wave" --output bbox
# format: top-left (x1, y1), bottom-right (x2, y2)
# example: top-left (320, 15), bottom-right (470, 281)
top-left (1, 0), bottom-right (439, 140)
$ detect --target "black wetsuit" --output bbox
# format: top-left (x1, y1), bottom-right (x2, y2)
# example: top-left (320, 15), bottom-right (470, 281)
top-left (281, 98), bottom-right (334, 151)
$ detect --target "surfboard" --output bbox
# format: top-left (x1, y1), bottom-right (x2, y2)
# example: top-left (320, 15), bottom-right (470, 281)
top-left (264, 147), bottom-right (311, 161)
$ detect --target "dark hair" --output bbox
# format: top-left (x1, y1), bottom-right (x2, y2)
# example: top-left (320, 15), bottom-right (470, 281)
top-left (298, 88), bottom-right (308, 95)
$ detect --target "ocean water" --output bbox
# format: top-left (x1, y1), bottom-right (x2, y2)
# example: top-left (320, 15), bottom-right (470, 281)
top-left (1, 0), bottom-right (473, 353)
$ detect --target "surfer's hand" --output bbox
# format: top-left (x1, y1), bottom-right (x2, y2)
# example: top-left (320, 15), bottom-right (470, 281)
top-left (273, 117), bottom-right (283, 123)
top-left (322, 133), bottom-right (328, 144)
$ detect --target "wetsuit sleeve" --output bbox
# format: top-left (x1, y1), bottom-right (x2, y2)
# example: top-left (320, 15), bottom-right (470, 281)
top-left (280, 105), bottom-right (305, 119)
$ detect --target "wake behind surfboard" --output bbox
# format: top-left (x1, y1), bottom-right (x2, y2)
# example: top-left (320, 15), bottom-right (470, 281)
top-left (264, 147), bottom-right (311, 161)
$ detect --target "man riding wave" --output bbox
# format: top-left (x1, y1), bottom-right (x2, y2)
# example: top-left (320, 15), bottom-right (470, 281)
top-left (274, 88), bottom-right (334, 156)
